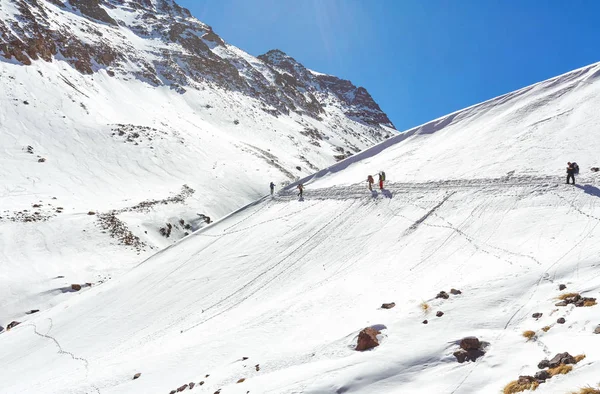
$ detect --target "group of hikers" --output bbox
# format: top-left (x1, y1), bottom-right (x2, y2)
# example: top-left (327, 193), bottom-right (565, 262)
top-left (268, 163), bottom-right (583, 198)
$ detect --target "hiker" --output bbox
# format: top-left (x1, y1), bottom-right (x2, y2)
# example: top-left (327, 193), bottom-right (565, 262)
top-left (378, 171), bottom-right (386, 190)
top-left (297, 183), bottom-right (304, 198)
top-left (367, 175), bottom-right (374, 191)
top-left (270, 181), bottom-right (275, 196)
top-left (566, 162), bottom-right (576, 185)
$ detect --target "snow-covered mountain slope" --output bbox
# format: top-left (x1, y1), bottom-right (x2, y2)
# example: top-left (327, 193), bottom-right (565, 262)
top-left (2, 62), bottom-right (600, 393)
top-left (0, 0), bottom-right (395, 323)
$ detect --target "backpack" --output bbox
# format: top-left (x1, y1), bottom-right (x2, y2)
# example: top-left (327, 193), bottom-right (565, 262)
top-left (367, 175), bottom-right (374, 183)
top-left (381, 171), bottom-right (386, 181)
top-left (572, 162), bottom-right (579, 174)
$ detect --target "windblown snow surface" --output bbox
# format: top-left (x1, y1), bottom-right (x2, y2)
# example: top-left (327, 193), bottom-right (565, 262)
top-left (2, 61), bottom-right (600, 394)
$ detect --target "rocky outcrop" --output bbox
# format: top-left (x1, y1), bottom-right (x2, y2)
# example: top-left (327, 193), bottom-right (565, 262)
top-left (454, 336), bottom-right (486, 363)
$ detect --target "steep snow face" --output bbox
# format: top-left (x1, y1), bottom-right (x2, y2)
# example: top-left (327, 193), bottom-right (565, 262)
top-left (0, 0), bottom-right (395, 323)
top-left (2, 63), bottom-right (600, 393)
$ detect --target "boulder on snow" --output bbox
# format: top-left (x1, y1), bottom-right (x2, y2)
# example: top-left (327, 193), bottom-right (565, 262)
top-left (594, 325), bottom-right (600, 334)
top-left (559, 284), bottom-right (567, 291)
top-left (71, 284), bottom-right (82, 291)
top-left (436, 291), bottom-right (449, 299)
top-left (532, 312), bottom-right (543, 319)
top-left (355, 327), bottom-right (380, 351)
top-left (450, 288), bottom-right (462, 295)
top-left (422, 320), bottom-right (428, 324)
top-left (548, 352), bottom-right (575, 368)
top-left (189, 382), bottom-right (195, 389)
top-left (237, 378), bottom-right (245, 383)
top-left (460, 336), bottom-right (481, 350)
top-left (454, 348), bottom-right (485, 363)
top-left (381, 302), bottom-right (396, 309)
top-left (436, 311), bottom-right (444, 317)
top-left (176, 384), bottom-right (188, 392)
top-left (557, 317), bottom-right (566, 324)
top-left (0, 325), bottom-right (4, 333)
top-left (534, 370), bottom-right (550, 381)
top-left (133, 373), bottom-right (141, 380)
top-left (538, 359), bottom-right (550, 369)
top-left (7, 321), bottom-right (21, 330)
top-left (453, 349), bottom-right (468, 363)
top-left (26, 309), bottom-right (39, 315)
top-left (555, 301), bottom-right (568, 307)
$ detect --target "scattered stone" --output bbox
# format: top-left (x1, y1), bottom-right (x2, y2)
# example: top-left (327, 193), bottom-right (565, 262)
top-left (295, 166), bottom-right (301, 171)
top-left (199, 381), bottom-right (204, 385)
top-left (453, 349), bottom-right (468, 363)
top-left (133, 373), bottom-right (141, 380)
top-left (534, 370), bottom-right (550, 381)
top-left (242, 356), bottom-right (248, 361)
top-left (436, 311), bottom-right (444, 317)
top-left (555, 301), bottom-right (568, 307)
top-left (548, 352), bottom-right (576, 368)
top-left (0, 325), bottom-right (4, 333)
top-left (26, 309), bottom-right (39, 315)
top-left (205, 374), bottom-right (210, 378)
top-left (38, 158), bottom-right (46, 163)
top-left (518, 376), bottom-right (536, 385)
top-left (170, 391), bottom-right (176, 394)
top-left (460, 336), bottom-right (481, 350)
top-left (176, 384), bottom-right (188, 392)
top-left (355, 327), bottom-right (380, 351)
top-left (436, 291), bottom-right (450, 299)
top-left (450, 288), bottom-right (462, 295)
top-left (32, 204), bottom-right (41, 208)
top-left (381, 302), bottom-right (395, 309)
top-left (87, 211), bottom-right (96, 215)
top-left (237, 378), bottom-right (245, 383)
top-left (559, 284), bottom-right (566, 291)
top-left (422, 320), bottom-right (428, 324)
top-left (189, 382), bottom-right (195, 389)
top-left (7, 321), bottom-right (21, 330)
top-left (557, 317), bottom-right (566, 324)
top-left (538, 359), bottom-right (550, 369)
top-left (532, 312), bottom-right (543, 319)
top-left (71, 284), bottom-right (82, 291)
top-left (255, 364), bottom-right (260, 371)
top-left (594, 325), bottom-right (600, 334)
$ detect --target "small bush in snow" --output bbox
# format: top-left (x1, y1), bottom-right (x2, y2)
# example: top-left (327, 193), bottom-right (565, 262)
top-left (522, 330), bottom-right (536, 340)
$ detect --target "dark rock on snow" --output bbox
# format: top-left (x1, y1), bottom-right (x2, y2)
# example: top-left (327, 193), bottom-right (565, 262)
top-left (436, 291), bottom-right (449, 299)
top-left (559, 284), bottom-right (566, 291)
top-left (133, 373), bottom-right (141, 380)
top-left (422, 320), bottom-right (428, 324)
top-left (381, 302), bottom-right (395, 309)
top-left (450, 288), bottom-right (462, 295)
top-left (436, 311), bottom-right (444, 317)
top-left (534, 370), bottom-right (550, 381)
top-left (594, 325), bottom-right (600, 334)
top-left (548, 352), bottom-right (576, 368)
top-left (356, 327), bottom-right (380, 351)
top-left (532, 312), bottom-right (543, 319)
top-left (7, 321), bottom-right (21, 330)
top-left (538, 359), bottom-right (550, 369)
top-left (71, 284), bottom-right (82, 291)
top-left (26, 309), bottom-right (40, 315)
top-left (460, 336), bottom-right (481, 350)
top-left (557, 317), bottom-right (566, 324)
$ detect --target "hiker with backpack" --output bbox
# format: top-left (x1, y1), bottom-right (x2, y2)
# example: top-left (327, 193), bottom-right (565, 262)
top-left (367, 175), bottom-right (374, 191)
top-left (297, 183), bottom-right (304, 198)
top-left (566, 162), bottom-right (577, 185)
top-left (270, 181), bottom-right (275, 196)
top-left (378, 171), bottom-right (386, 190)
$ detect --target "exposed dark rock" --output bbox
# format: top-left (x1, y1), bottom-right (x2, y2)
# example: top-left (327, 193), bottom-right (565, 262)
top-left (355, 327), bottom-right (380, 351)
top-left (534, 370), bottom-right (550, 381)
top-left (71, 284), bottom-right (82, 291)
top-left (189, 382), bottom-right (195, 389)
top-left (26, 309), bottom-right (40, 315)
top-left (381, 302), bottom-right (395, 309)
top-left (460, 337), bottom-right (481, 351)
top-left (518, 376), bottom-right (535, 385)
top-left (436, 291), bottom-right (449, 299)
top-left (7, 321), bottom-right (21, 330)
top-left (594, 325), bottom-right (600, 334)
top-left (538, 359), bottom-right (550, 369)
top-left (450, 288), bottom-right (462, 295)
top-left (557, 317), bottom-right (566, 324)
top-left (133, 373), bottom-right (141, 380)
top-left (422, 320), bottom-right (428, 324)
top-left (453, 349), bottom-right (468, 363)
top-left (548, 352), bottom-right (575, 368)
top-left (436, 311), bottom-right (444, 317)
top-left (559, 284), bottom-right (566, 291)
top-left (532, 312), bottom-right (543, 319)
top-left (555, 301), bottom-right (568, 307)
top-left (176, 384), bottom-right (188, 392)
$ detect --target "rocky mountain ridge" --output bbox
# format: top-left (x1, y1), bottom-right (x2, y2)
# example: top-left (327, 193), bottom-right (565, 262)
top-left (0, 0), bottom-right (394, 130)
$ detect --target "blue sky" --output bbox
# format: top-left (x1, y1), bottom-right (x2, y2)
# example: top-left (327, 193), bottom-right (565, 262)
top-left (177, 0), bottom-right (599, 131)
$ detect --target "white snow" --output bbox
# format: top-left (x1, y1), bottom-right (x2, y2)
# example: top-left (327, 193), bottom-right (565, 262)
top-left (3, 0), bottom-right (600, 392)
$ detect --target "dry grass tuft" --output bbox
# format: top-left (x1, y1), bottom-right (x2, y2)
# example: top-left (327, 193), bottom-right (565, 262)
top-left (583, 299), bottom-right (597, 307)
top-left (420, 302), bottom-right (430, 312)
top-left (522, 330), bottom-right (536, 340)
top-left (558, 292), bottom-right (580, 300)
top-left (541, 326), bottom-right (551, 332)
top-left (570, 387), bottom-right (600, 394)
top-left (574, 354), bottom-right (586, 363)
top-left (503, 380), bottom-right (539, 394)
top-left (548, 364), bottom-right (573, 377)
